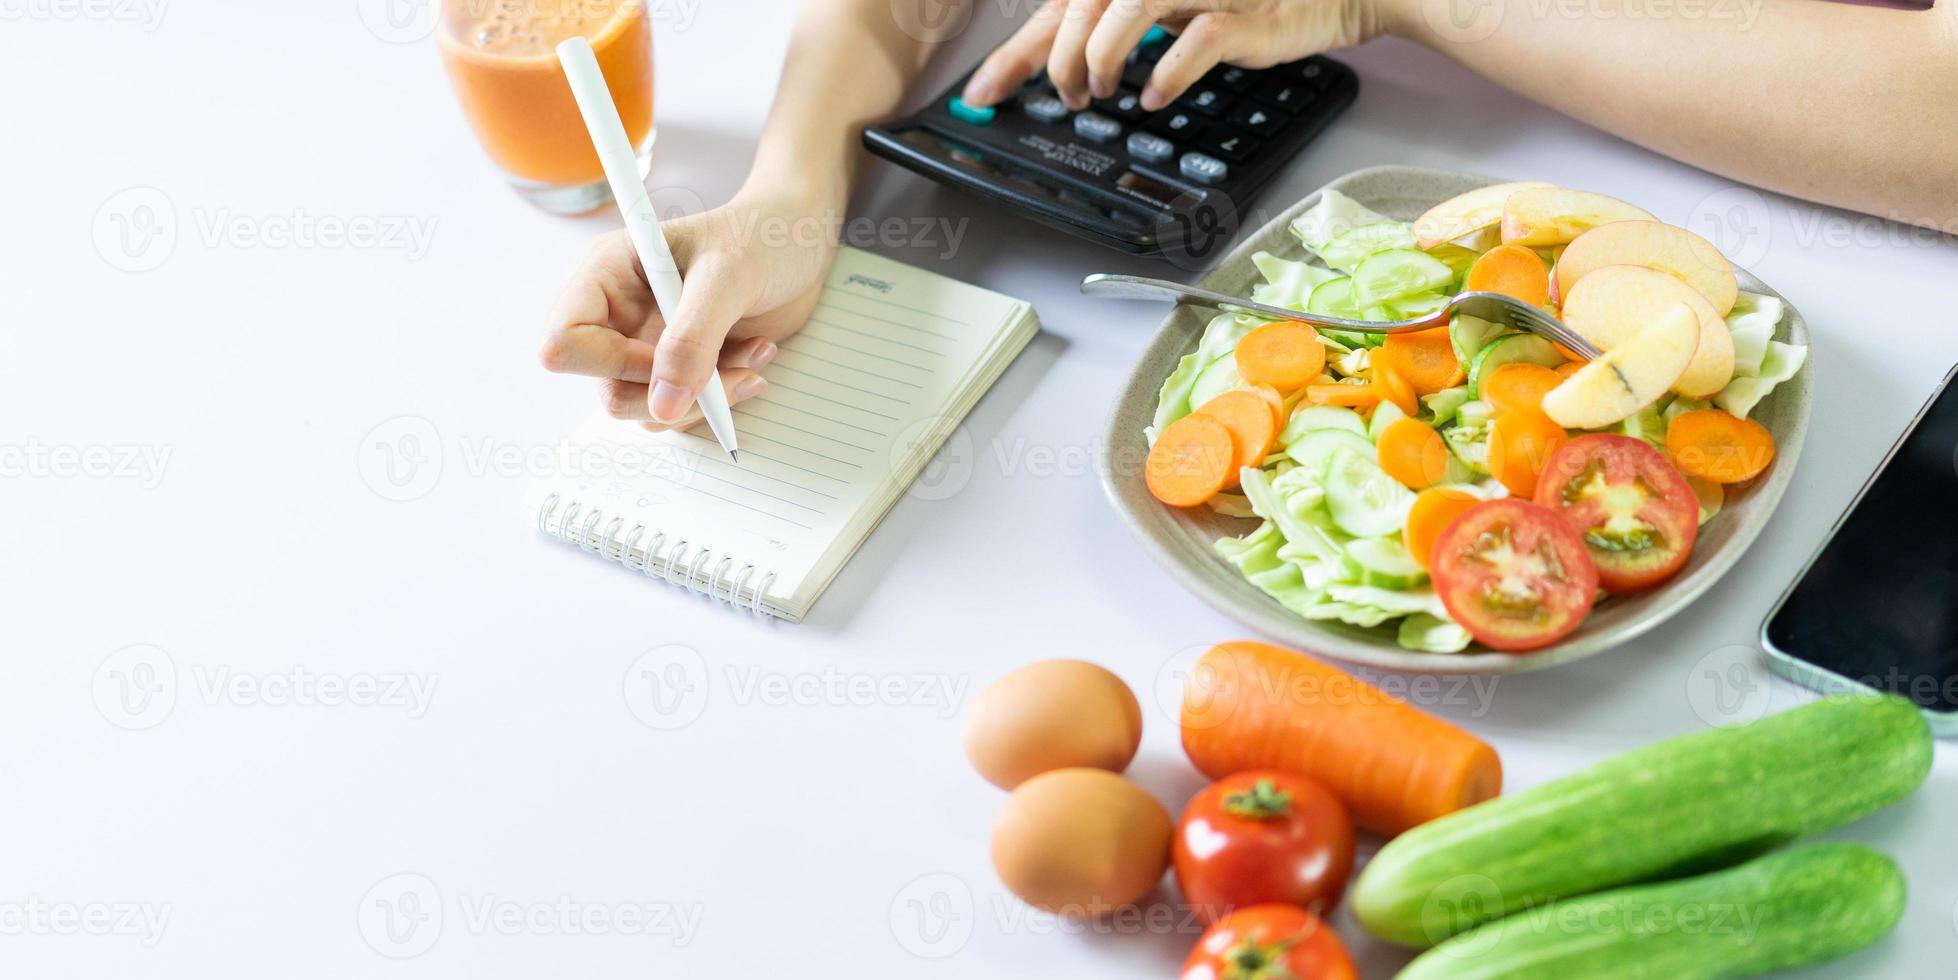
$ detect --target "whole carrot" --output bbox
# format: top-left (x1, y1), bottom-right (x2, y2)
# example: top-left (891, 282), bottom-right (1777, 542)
top-left (1180, 641), bottom-right (1501, 836)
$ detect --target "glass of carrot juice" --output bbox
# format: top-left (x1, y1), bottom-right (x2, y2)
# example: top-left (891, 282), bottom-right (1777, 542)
top-left (438, 0), bottom-right (655, 214)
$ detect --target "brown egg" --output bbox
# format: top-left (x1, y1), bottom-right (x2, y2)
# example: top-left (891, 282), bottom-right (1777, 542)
top-left (962, 659), bottom-right (1142, 790)
top-left (990, 768), bottom-right (1172, 916)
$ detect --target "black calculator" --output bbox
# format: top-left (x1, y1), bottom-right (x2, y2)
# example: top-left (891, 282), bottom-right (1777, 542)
top-left (864, 26), bottom-right (1357, 265)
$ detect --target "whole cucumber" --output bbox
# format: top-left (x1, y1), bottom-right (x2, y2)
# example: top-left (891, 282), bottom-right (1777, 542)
top-left (1354, 694), bottom-right (1931, 947)
top-left (1397, 842), bottom-right (1906, 979)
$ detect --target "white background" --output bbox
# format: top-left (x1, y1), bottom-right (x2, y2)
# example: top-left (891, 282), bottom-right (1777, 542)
top-left (5, 0), bottom-right (1957, 976)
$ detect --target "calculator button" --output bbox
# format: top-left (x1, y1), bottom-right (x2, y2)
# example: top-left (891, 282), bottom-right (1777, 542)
top-left (1140, 24), bottom-right (1171, 48)
top-left (1179, 152), bottom-right (1229, 186)
top-left (1299, 60), bottom-right (1334, 88)
top-left (1126, 131), bottom-right (1174, 164)
top-left (1181, 87), bottom-right (1231, 116)
top-left (1147, 110), bottom-right (1205, 139)
top-left (1254, 79), bottom-right (1312, 112)
top-left (946, 97), bottom-right (996, 126)
top-left (1021, 93), bottom-right (1070, 124)
top-left (1198, 130), bottom-right (1260, 163)
top-left (1227, 103), bottom-right (1283, 137)
top-left (1073, 111), bottom-right (1123, 143)
top-left (1207, 65), bottom-right (1256, 92)
top-left (1093, 90), bottom-right (1148, 122)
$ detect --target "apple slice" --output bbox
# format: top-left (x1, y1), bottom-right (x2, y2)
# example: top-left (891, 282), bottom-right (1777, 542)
top-left (1555, 220), bottom-right (1738, 315)
top-left (1413, 181), bottom-right (1556, 249)
top-left (1542, 304), bottom-right (1700, 429)
top-left (1560, 264), bottom-right (1736, 397)
top-left (1501, 188), bottom-right (1656, 247)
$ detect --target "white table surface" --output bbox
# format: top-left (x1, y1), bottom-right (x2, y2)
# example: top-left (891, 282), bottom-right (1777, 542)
top-left (6, 2), bottom-right (1956, 977)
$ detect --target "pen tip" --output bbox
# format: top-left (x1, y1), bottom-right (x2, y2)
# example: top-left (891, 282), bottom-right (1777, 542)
top-left (728, 450), bottom-right (739, 463)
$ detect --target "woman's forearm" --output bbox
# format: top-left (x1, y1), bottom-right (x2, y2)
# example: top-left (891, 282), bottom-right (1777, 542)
top-left (1383, 0), bottom-right (1958, 229)
top-left (745, 0), bottom-right (951, 206)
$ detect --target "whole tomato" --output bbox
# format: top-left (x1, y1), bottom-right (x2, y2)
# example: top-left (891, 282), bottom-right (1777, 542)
top-left (1180, 904), bottom-right (1356, 980)
top-left (1174, 771), bottom-right (1355, 925)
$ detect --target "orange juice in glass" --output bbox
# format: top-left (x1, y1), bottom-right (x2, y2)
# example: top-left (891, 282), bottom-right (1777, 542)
top-left (439, 0), bottom-right (655, 213)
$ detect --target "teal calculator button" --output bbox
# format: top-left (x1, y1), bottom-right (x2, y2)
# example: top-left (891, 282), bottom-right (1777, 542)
top-left (1141, 25), bottom-right (1169, 46)
top-left (946, 97), bottom-right (996, 126)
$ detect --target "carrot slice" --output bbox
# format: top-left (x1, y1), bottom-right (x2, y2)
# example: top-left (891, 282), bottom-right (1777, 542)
top-left (1194, 389), bottom-right (1281, 488)
top-left (1667, 409), bottom-right (1776, 483)
top-left (1180, 640), bottom-right (1502, 836)
top-left (1234, 322), bottom-right (1326, 390)
top-left (1146, 413), bottom-right (1236, 507)
top-left (1405, 487), bottom-right (1479, 571)
top-left (1370, 348), bottom-right (1421, 417)
top-left (1488, 408), bottom-right (1570, 498)
top-left (1377, 417), bottom-right (1451, 490)
top-left (1464, 244), bottom-right (1550, 307)
top-left (1482, 363), bottom-right (1564, 415)
top-left (1555, 360), bottom-right (1584, 380)
top-left (1305, 383), bottom-right (1382, 409)
top-left (1249, 383), bottom-right (1287, 423)
top-left (1381, 327), bottom-right (1465, 395)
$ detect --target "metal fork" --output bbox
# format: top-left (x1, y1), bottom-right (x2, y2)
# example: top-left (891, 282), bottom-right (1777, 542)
top-left (1080, 273), bottom-right (1602, 360)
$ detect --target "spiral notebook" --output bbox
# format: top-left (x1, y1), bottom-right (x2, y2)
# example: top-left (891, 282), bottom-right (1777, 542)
top-left (527, 247), bottom-right (1040, 622)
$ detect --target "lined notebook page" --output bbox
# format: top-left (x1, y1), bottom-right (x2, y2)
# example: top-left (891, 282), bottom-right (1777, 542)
top-left (527, 247), bottom-right (1035, 618)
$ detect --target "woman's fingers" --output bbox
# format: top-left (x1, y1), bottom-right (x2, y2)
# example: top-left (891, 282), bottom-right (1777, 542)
top-left (539, 323), bottom-right (656, 381)
top-left (611, 367), bottom-right (770, 430)
top-left (647, 251), bottom-right (759, 423)
top-left (1142, 12), bottom-right (1238, 110)
top-left (1082, 1), bottom-right (1170, 101)
top-left (963, 0), bottom-right (1066, 107)
top-left (1047, 0), bottom-right (1113, 109)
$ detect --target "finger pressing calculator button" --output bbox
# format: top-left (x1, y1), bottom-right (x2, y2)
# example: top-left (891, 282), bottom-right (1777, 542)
top-left (1093, 90), bottom-right (1147, 122)
top-left (1227, 103), bottom-right (1283, 137)
top-left (1126, 131), bottom-right (1174, 164)
top-left (1074, 112), bottom-right (1123, 143)
top-left (1180, 152), bottom-right (1229, 186)
top-left (946, 97), bottom-right (996, 126)
top-left (1022, 93), bottom-right (1070, 124)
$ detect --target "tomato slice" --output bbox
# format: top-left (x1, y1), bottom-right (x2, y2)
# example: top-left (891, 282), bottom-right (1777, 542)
top-left (1534, 434), bottom-right (1700, 594)
top-left (1431, 499), bottom-right (1599, 652)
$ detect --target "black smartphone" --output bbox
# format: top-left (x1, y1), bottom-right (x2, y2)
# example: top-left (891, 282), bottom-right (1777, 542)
top-left (1762, 364), bottom-right (1958, 735)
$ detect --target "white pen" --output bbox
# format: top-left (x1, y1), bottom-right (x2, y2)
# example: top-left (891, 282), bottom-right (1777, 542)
top-left (556, 36), bottom-right (740, 461)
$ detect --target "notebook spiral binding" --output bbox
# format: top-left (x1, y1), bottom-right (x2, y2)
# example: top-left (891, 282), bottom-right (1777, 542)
top-left (537, 493), bottom-right (777, 617)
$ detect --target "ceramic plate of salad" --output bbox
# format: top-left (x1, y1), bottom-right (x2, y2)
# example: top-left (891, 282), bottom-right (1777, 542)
top-left (1103, 165), bottom-right (1811, 673)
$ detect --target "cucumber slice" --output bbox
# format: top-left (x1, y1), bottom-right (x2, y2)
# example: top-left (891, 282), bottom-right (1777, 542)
top-left (1467, 333), bottom-right (1565, 398)
top-left (1353, 249), bottom-right (1455, 307)
top-left (1442, 425), bottom-right (1490, 476)
top-left (1324, 448), bottom-right (1417, 538)
top-left (1306, 276), bottom-right (1360, 318)
top-left (1187, 351), bottom-right (1243, 408)
top-left (1449, 314), bottom-right (1509, 368)
top-left (1389, 292), bottom-right (1451, 320)
top-left (1457, 399), bottom-right (1495, 430)
top-left (1424, 243), bottom-right (1480, 289)
top-left (1368, 398), bottom-right (1409, 441)
top-left (1279, 405), bottom-right (1368, 447)
top-left (1423, 387), bottom-right (1471, 426)
top-left (1342, 537), bottom-right (1429, 589)
top-left (1286, 428), bottom-right (1373, 479)
top-left (1321, 221), bottom-right (1418, 273)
